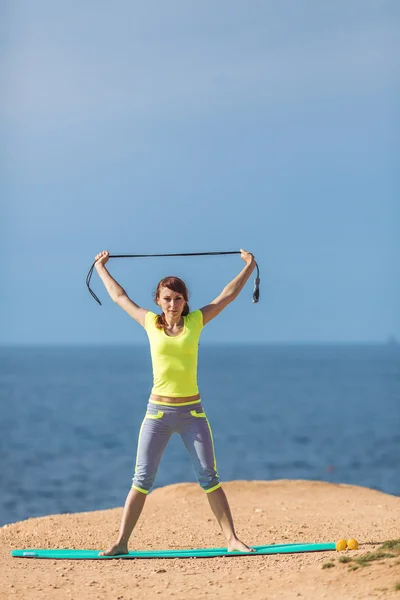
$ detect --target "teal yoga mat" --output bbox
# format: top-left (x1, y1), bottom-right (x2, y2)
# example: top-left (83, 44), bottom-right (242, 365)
top-left (11, 542), bottom-right (336, 559)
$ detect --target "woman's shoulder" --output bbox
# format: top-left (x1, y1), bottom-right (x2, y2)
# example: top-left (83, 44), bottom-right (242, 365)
top-left (144, 311), bottom-right (158, 329)
top-left (185, 309), bottom-right (204, 328)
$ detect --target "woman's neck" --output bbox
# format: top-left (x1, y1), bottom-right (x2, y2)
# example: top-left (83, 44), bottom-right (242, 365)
top-left (164, 314), bottom-right (184, 329)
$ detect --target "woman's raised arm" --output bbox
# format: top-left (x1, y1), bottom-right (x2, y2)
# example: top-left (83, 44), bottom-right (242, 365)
top-left (95, 251), bottom-right (148, 327)
top-left (200, 249), bottom-right (256, 326)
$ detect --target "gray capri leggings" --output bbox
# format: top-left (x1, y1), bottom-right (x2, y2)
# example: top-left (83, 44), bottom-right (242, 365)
top-left (131, 400), bottom-right (220, 494)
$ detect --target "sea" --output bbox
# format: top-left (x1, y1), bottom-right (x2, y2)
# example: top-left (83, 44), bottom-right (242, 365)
top-left (0, 344), bottom-right (399, 527)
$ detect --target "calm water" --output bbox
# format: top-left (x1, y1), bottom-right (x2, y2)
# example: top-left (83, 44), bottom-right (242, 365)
top-left (0, 344), bottom-right (399, 526)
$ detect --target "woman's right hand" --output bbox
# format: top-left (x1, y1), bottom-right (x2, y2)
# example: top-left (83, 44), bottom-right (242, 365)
top-left (95, 250), bottom-right (110, 268)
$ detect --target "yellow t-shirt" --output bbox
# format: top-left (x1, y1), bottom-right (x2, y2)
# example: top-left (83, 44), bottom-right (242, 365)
top-left (144, 310), bottom-right (204, 397)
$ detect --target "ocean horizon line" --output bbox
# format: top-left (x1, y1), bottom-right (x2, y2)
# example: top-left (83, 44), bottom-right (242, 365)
top-left (0, 341), bottom-right (397, 349)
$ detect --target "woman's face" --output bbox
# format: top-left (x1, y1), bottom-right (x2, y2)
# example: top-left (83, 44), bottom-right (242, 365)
top-left (157, 287), bottom-right (186, 316)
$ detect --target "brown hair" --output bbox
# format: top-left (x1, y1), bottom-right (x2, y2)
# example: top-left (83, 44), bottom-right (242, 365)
top-left (153, 276), bottom-right (190, 330)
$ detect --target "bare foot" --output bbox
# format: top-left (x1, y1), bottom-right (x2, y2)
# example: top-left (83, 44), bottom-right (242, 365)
top-left (99, 542), bottom-right (129, 557)
top-left (227, 538), bottom-right (255, 553)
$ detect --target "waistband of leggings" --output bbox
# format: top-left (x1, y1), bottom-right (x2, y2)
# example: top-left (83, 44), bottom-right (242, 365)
top-left (147, 399), bottom-right (203, 413)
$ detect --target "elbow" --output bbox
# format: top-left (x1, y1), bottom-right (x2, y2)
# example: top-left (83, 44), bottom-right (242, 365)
top-left (113, 292), bottom-right (126, 304)
top-left (222, 288), bottom-right (237, 301)
top-left (218, 292), bottom-right (235, 307)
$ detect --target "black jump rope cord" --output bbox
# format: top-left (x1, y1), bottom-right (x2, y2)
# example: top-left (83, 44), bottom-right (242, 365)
top-left (86, 251), bottom-right (260, 306)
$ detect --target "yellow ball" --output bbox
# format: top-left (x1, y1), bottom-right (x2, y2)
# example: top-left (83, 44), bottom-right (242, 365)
top-left (347, 538), bottom-right (359, 550)
top-left (336, 538), bottom-right (348, 551)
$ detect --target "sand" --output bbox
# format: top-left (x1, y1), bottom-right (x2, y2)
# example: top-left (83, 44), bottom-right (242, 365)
top-left (2, 480), bottom-right (400, 600)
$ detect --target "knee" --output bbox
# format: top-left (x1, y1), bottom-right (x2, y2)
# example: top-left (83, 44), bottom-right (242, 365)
top-left (197, 468), bottom-right (220, 493)
top-left (131, 468), bottom-right (156, 495)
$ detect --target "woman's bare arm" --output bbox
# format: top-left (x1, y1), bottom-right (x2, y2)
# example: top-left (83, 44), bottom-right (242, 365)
top-left (200, 249), bottom-right (256, 325)
top-left (95, 251), bottom-right (148, 327)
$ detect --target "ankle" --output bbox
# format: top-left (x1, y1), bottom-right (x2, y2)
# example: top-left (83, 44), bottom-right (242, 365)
top-left (116, 537), bottom-right (129, 546)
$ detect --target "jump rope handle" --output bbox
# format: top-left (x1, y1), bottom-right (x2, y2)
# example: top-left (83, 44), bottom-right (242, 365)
top-left (86, 252), bottom-right (260, 306)
top-left (252, 277), bottom-right (260, 303)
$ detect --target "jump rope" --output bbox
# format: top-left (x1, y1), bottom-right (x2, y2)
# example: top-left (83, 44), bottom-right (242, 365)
top-left (86, 251), bottom-right (260, 306)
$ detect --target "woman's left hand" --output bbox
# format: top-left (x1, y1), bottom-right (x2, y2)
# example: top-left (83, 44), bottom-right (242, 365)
top-left (240, 249), bottom-right (255, 265)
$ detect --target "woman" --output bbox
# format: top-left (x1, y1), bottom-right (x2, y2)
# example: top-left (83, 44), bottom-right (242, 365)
top-left (94, 248), bottom-right (256, 556)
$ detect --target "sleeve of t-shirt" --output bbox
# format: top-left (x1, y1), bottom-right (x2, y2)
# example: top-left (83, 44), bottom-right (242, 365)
top-left (188, 309), bottom-right (204, 332)
top-left (144, 311), bottom-right (157, 331)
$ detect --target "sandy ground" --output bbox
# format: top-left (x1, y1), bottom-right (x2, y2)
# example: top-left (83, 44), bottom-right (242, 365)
top-left (1, 480), bottom-right (400, 600)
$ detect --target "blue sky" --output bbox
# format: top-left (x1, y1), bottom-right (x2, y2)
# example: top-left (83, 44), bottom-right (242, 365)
top-left (2, 1), bottom-right (399, 344)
